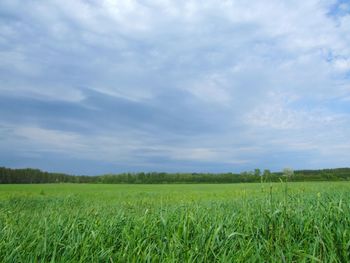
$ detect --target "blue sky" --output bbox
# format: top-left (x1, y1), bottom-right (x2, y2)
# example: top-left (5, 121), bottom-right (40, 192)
top-left (0, 0), bottom-right (350, 175)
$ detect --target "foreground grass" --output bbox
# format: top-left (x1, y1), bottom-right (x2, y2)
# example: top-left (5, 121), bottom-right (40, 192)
top-left (0, 182), bottom-right (349, 262)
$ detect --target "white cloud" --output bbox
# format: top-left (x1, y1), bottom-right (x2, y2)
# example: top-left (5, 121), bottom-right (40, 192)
top-left (245, 91), bottom-right (346, 130)
top-left (186, 74), bottom-right (232, 105)
top-left (333, 58), bottom-right (350, 72)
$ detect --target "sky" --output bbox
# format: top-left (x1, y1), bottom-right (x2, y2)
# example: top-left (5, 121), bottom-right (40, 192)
top-left (0, 0), bottom-right (350, 175)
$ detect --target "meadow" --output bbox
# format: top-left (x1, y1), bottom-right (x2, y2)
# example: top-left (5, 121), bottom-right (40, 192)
top-left (0, 182), bottom-right (349, 262)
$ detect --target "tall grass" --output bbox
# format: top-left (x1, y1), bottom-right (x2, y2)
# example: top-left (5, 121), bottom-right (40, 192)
top-left (0, 182), bottom-right (349, 262)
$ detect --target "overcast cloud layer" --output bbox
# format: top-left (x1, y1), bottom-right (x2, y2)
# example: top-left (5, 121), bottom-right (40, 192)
top-left (1, 0), bottom-right (350, 174)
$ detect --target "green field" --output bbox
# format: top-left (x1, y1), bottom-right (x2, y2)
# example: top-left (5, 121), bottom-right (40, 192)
top-left (0, 182), bottom-right (349, 262)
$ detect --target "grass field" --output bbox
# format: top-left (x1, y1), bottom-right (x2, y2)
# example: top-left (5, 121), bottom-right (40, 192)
top-left (0, 182), bottom-right (349, 262)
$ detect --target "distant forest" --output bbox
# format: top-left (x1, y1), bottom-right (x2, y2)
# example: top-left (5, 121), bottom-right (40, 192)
top-left (1, 167), bottom-right (350, 184)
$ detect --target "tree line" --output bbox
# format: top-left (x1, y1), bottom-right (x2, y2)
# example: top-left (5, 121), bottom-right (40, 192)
top-left (0, 167), bottom-right (350, 184)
